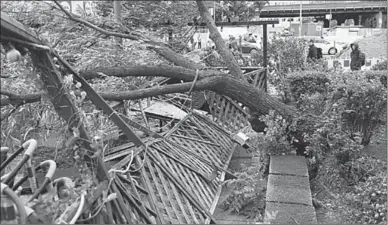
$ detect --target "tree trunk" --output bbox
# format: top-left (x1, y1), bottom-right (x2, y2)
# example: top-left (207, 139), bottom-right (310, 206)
top-left (196, 1), bottom-right (243, 79)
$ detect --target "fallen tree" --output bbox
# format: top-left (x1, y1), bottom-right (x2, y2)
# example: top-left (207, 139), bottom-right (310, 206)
top-left (1, 1), bottom-right (304, 152)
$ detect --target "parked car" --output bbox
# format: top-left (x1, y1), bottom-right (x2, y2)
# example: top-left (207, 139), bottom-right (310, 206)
top-left (240, 41), bottom-right (260, 54)
top-left (208, 38), bottom-right (260, 54)
top-left (301, 37), bottom-right (344, 55)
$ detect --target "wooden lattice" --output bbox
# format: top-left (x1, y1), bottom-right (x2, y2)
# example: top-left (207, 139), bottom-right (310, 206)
top-left (205, 69), bottom-right (266, 133)
top-left (104, 112), bottom-right (236, 224)
top-left (243, 68), bottom-right (266, 90)
top-left (206, 91), bottom-right (250, 133)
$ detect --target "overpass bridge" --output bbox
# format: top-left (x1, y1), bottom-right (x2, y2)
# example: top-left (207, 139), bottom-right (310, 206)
top-left (260, 1), bottom-right (387, 18)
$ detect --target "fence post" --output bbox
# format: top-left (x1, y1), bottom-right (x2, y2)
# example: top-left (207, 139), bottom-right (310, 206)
top-left (263, 24), bottom-right (268, 93)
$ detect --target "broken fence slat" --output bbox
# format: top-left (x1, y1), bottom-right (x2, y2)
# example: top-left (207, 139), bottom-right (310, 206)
top-left (145, 156), bottom-right (178, 223)
top-left (153, 159), bottom-right (186, 224)
top-left (147, 150), bottom-right (217, 224)
top-left (136, 155), bottom-right (164, 224)
top-left (153, 141), bottom-right (212, 182)
top-left (114, 177), bottom-right (153, 224)
top-left (170, 133), bottom-right (221, 147)
top-left (204, 143), bottom-right (238, 224)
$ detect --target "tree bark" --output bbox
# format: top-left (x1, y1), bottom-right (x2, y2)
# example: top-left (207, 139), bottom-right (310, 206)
top-left (3, 66), bottom-right (297, 124)
top-left (196, 0), bottom-right (243, 79)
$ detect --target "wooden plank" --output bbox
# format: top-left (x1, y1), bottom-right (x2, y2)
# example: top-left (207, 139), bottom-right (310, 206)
top-left (191, 169), bottom-right (215, 206)
top-left (214, 94), bottom-right (222, 123)
top-left (153, 161), bottom-right (185, 224)
top-left (145, 157), bottom-right (176, 223)
top-left (147, 150), bottom-right (217, 223)
top-left (253, 70), bottom-right (260, 87)
top-left (164, 113), bottom-right (191, 138)
top-left (170, 134), bottom-right (221, 147)
top-left (168, 176), bottom-right (194, 224)
top-left (137, 155), bottom-right (165, 224)
top-left (153, 142), bottom-right (211, 182)
top-left (190, 115), bottom-right (219, 146)
top-left (204, 143), bottom-right (238, 224)
top-left (114, 178), bottom-right (153, 224)
top-left (177, 162), bottom-right (212, 208)
top-left (218, 97), bottom-right (227, 126)
top-left (223, 100), bottom-right (231, 130)
top-left (188, 20), bottom-right (279, 26)
top-left (117, 175), bottom-right (158, 218)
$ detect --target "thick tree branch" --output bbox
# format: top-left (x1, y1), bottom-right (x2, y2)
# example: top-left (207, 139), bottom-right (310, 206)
top-left (150, 46), bottom-right (205, 70)
top-left (1, 73), bottom-right (297, 122)
top-left (1, 92), bottom-right (42, 106)
top-left (196, 0), bottom-right (243, 79)
top-left (80, 65), bottom-right (223, 80)
top-left (99, 79), bottom-right (216, 101)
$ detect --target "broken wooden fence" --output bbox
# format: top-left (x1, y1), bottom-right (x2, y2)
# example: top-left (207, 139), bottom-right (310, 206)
top-left (206, 67), bottom-right (266, 133)
top-left (104, 111), bottom-right (236, 224)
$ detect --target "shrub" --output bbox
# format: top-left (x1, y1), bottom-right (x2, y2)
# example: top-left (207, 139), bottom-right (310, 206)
top-left (268, 37), bottom-right (307, 74)
top-left (329, 71), bottom-right (387, 145)
top-left (286, 70), bottom-right (331, 101)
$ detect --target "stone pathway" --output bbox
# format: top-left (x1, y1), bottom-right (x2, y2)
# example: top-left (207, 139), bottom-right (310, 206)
top-left (264, 155), bottom-right (317, 224)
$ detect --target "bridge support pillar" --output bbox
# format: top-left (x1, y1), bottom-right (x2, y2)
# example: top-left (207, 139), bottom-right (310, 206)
top-left (376, 11), bottom-right (383, 28)
top-left (358, 15), bottom-right (362, 26)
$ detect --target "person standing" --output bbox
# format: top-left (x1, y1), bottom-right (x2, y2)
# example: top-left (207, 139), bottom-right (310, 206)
top-left (307, 39), bottom-right (318, 60)
top-left (197, 35), bottom-right (202, 49)
top-left (350, 43), bottom-right (365, 71)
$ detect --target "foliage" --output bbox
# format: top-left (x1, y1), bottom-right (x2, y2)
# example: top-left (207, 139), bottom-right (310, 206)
top-left (286, 70), bottom-right (331, 101)
top-left (221, 127), bottom-right (268, 221)
top-left (288, 69), bottom-right (387, 224)
top-left (371, 60), bottom-right (387, 71)
top-left (345, 166), bottom-right (387, 224)
top-left (328, 70), bottom-right (387, 145)
top-left (215, 1), bottom-right (268, 22)
top-left (221, 111), bottom-right (297, 221)
top-left (267, 37), bottom-right (307, 75)
top-left (316, 156), bottom-right (387, 224)
top-left (266, 37), bottom-right (331, 101)
top-left (221, 161), bottom-right (267, 221)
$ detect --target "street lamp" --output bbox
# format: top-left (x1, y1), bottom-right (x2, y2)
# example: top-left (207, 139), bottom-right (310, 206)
top-left (299, 1), bottom-right (302, 36)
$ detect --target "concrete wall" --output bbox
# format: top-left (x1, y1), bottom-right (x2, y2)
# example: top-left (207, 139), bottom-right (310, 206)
top-left (326, 57), bottom-right (384, 71)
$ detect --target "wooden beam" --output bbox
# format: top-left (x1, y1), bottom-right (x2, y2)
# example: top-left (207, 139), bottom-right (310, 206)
top-left (188, 20), bottom-right (279, 27)
top-left (262, 24), bottom-right (268, 93)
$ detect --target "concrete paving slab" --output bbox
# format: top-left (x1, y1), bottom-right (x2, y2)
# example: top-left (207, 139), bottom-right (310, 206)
top-left (268, 174), bottom-right (310, 189)
top-left (266, 184), bottom-right (313, 206)
top-left (269, 155), bottom-right (308, 177)
top-left (264, 202), bottom-right (317, 224)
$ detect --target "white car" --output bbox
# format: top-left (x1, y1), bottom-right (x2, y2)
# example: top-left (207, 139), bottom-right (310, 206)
top-left (302, 37), bottom-right (345, 55)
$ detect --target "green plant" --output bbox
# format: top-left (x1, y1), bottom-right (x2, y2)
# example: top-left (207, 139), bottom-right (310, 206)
top-left (286, 70), bottom-right (331, 102)
top-left (330, 71), bottom-right (387, 145)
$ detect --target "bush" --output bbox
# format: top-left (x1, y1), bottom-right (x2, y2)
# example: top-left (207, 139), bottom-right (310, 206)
top-left (286, 70), bottom-right (331, 101)
top-left (268, 37), bottom-right (307, 74)
top-left (371, 60), bottom-right (387, 71)
top-left (329, 71), bottom-right (387, 145)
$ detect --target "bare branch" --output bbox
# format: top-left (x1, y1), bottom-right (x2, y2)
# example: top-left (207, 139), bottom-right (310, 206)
top-left (53, 0), bottom-right (140, 41)
top-left (196, 0), bottom-right (243, 79)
